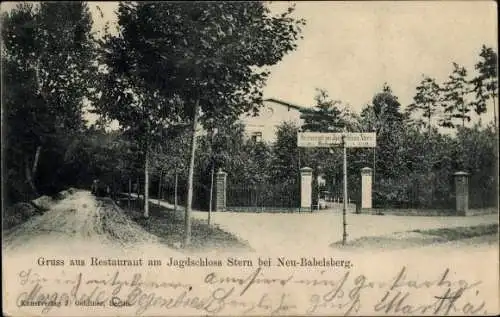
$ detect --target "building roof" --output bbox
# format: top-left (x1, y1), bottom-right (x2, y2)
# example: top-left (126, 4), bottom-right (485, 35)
top-left (263, 98), bottom-right (308, 112)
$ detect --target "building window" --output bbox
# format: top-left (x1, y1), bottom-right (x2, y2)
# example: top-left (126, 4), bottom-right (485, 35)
top-left (251, 131), bottom-right (263, 143)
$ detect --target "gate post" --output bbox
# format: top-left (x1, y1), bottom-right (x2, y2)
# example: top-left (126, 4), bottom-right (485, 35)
top-left (361, 167), bottom-right (373, 210)
top-left (215, 169), bottom-right (227, 212)
top-left (300, 167), bottom-right (313, 212)
top-left (454, 171), bottom-right (469, 216)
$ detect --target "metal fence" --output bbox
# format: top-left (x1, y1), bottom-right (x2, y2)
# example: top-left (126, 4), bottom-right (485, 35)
top-left (162, 181), bottom-right (210, 211)
top-left (324, 176), bottom-right (455, 209)
top-left (227, 182), bottom-right (300, 210)
top-left (469, 177), bottom-right (497, 209)
top-left (115, 176), bottom-right (211, 211)
top-left (372, 176), bottom-right (455, 209)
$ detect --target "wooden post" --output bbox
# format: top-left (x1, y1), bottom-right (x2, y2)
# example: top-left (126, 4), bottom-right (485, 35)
top-left (184, 99), bottom-right (200, 247)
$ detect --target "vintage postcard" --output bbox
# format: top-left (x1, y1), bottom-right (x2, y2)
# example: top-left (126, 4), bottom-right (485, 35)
top-left (2, 1), bottom-right (499, 316)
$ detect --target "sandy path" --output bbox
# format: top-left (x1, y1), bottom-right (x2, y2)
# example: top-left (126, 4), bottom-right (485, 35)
top-left (130, 196), bottom-right (498, 255)
top-left (189, 211), bottom-right (498, 254)
top-left (2, 190), bottom-right (181, 258)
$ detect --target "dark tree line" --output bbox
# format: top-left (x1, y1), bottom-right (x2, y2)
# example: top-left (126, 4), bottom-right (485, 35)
top-left (406, 46), bottom-right (498, 131)
top-left (269, 80), bottom-right (497, 209)
top-left (2, 2), bottom-right (98, 203)
top-left (2, 2), bottom-right (496, 223)
top-left (2, 2), bottom-right (305, 246)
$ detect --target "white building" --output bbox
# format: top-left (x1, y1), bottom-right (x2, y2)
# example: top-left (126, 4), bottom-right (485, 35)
top-left (240, 98), bottom-right (306, 143)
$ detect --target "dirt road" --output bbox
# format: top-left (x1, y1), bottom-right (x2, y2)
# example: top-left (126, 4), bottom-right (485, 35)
top-left (2, 190), bottom-right (180, 257)
top-left (3, 191), bottom-right (498, 256)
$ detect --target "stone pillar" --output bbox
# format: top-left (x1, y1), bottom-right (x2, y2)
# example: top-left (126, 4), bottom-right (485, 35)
top-left (454, 171), bottom-right (469, 216)
top-left (300, 167), bottom-right (313, 212)
top-left (215, 170), bottom-right (227, 212)
top-left (361, 167), bottom-right (373, 210)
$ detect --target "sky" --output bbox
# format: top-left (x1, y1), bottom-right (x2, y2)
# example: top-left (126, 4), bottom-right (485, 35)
top-left (92, 1), bottom-right (498, 125)
top-left (2, 1), bottom-right (498, 124)
top-left (261, 1), bottom-right (498, 121)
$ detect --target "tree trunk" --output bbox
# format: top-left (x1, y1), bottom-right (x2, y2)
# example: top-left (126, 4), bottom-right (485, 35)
top-left (372, 147), bottom-right (376, 192)
top-left (34, 57), bottom-right (43, 94)
top-left (136, 176), bottom-right (140, 198)
top-left (32, 146), bottom-right (42, 177)
top-left (208, 164), bottom-right (214, 225)
top-left (492, 97), bottom-right (497, 135)
top-left (144, 147), bottom-right (150, 218)
top-left (493, 97), bottom-right (499, 210)
top-left (428, 115), bottom-right (431, 135)
top-left (111, 175), bottom-right (115, 200)
top-left (25, 158), bottom-right (38, 196)
top-left (128, 177), bottom-right (132, 211)
top-left (160, 172), bottom-right (164, 200)
top-left (174, 169), bottom-right (178, 212)
top-left (184, 99), bottom-right (200, 247)
top-left (157, 170), bottom-right (162, 206)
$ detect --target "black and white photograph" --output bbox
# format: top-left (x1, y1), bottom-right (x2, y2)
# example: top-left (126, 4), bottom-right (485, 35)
top-left (2, 1), bottom-right (498, 316)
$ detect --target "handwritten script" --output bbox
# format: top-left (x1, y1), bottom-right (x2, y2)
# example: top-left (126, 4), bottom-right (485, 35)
top-left (12, 266), bottom-right (489, 316)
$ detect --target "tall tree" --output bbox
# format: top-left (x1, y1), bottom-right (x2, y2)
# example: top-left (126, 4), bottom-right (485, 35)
top-left (361, 83), bottom-right (405, 138)
top-left (194, 119), bottom-right (252, 215)
top-left (372, 83), bottom-right (404, 128)
top-left (94, 66), bottom-right (185, 218)
top-left (441, 62), bottom-right (472, 128)
top-left (470, 45), bottom-right (498, 209)
top-left (298, 89), bottom-right (358, 199)
top-left (150, 125), bottom-right (191, 211)
top-left (272, 121), bottom-right (301, 182)
top-left (220, 123), bottom-right (273, 187)
top-left (100, 2), bottom-right (305, 246)
top-left (407, 75), bottom-right (442, 134)
top-left (95, 3), bottom-right (193, 218)
top-left (364, 84), bottom-right (406, 180)
top-left (471, 45), bottom-right (498, 131)
top-left (301, 89), bottom-right (346, 132)
top-left (2, 2), bottom-right (97, 200)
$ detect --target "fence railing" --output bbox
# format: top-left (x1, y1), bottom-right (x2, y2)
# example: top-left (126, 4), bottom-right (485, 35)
top-left (227, 182), bottom-right (300, 210)
top-left (113, 171), bottom-right (497, 213)
top-left (372, 177), bottom-right (455, 209)
top-left (115, 177), bottom-right (211, 211)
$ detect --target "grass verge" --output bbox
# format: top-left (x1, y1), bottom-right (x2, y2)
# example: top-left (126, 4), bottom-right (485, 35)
top-left (331, 223), bottom-right (498, 249)
top-left (412, 223), bottom-right (498, 240)
top-left (116, 196), bottom-right (252, 252)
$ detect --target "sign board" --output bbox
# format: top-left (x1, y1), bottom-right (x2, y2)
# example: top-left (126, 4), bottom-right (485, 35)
top-left (297, 132), bottom-right (376, 148)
